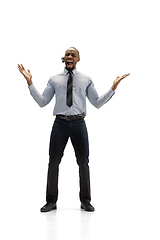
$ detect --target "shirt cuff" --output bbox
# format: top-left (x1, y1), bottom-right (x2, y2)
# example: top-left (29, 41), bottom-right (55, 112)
top-left (110, 88), bottom-right (115, 95)
top-left (28, 83), bottom-right (34, 89)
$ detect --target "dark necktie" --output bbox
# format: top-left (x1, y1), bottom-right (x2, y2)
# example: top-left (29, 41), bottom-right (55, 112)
top-left (66, 71), bottom-right (73, 107)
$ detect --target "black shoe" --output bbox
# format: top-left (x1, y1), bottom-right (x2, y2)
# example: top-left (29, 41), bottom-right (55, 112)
top-left (40, 202), bottom-right (57, 212)
top-left (81, 202), bottom-right (95, 212)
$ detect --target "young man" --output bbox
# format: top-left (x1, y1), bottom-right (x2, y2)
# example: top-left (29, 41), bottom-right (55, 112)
top-left (18, 47), bottom-right (130, 212)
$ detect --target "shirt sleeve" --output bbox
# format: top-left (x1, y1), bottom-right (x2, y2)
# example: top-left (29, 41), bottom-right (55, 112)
top-left (28, 79), bottom-right (55, 107)
top-left (86, 80), bottom-right (115, 109)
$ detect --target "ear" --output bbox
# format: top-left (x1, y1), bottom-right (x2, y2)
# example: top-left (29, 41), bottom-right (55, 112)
top-left (77, 58), bottom-right (80, 62)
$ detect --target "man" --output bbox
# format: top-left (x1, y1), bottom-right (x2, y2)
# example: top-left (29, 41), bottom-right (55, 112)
top-left (18, 47), bottom-right (130, 212)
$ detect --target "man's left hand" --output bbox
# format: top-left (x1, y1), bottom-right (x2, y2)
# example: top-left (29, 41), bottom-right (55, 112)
top-left (111, 73), bottom-right (130, 91)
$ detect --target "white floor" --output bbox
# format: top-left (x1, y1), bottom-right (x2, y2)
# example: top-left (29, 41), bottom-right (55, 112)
top-left (1, 137), bottom-right (160, 240)
top-left (1, 182), bottom-right (160, 240)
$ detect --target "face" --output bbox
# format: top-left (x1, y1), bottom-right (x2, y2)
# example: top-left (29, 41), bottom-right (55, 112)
top-left (64, 48), bottom-right (80, 71)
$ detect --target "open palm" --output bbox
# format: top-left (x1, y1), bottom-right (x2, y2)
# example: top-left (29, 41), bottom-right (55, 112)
top-left (112, 73), bottom-right (130, 91)
top-left (18, 64), bottom-right (32, 82)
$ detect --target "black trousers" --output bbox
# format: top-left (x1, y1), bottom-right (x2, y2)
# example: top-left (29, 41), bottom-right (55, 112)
top-left (46, 118), bottom-right (91, 203)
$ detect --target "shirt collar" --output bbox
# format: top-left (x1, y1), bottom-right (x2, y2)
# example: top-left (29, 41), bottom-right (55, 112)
top-left (64, 68), bottom-right (77, 75)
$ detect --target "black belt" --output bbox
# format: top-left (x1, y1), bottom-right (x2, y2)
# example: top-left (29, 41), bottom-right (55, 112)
top-left (56, 114), bottom-right (85, 121)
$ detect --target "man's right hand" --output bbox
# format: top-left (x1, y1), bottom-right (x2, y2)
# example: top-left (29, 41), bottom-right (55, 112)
top-left (18, 64), bottom-right (33, 86)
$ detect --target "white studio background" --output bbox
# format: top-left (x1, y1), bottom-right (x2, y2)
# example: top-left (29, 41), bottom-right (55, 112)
top-left (0, 0), bottom-right (160, 239)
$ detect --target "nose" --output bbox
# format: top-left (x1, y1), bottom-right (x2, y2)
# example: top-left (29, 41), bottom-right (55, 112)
top-left (68, 54), bottom-right (73, 59)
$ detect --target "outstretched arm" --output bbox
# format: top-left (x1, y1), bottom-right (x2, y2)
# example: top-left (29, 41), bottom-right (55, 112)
top-left (17, 63), bottom-right (55, 107)
top-left (17, 64), bottom-right (33, 86)
top-left (87, 73), bottom-right (130, 109)
top-left (111, 73), bottom-right (130, 91)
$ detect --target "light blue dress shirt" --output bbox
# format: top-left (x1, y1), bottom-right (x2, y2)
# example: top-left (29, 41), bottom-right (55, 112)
top-left (28, 68), bottom-right (115, 116)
